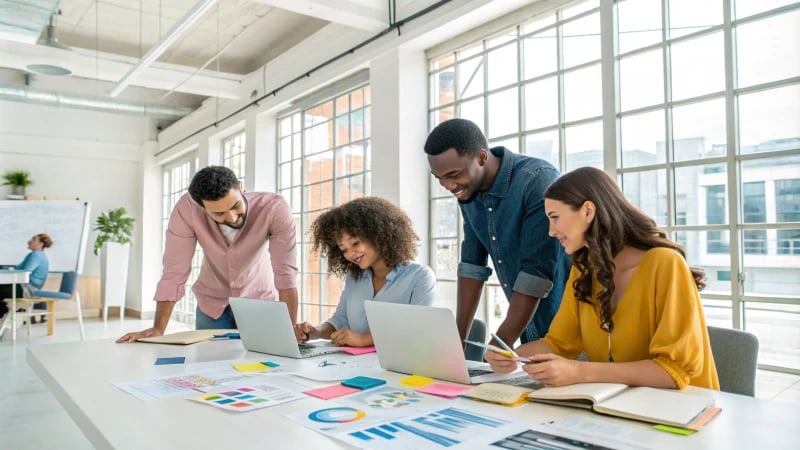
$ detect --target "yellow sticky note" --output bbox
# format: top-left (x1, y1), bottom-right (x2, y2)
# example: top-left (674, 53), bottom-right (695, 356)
top-left (233, 361), bottom-right (273, 373)
top-left (401, 374), bottom-right (433, 387)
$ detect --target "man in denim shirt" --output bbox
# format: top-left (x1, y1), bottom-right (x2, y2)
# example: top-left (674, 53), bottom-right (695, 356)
top-left (425, 119), bottom-right (570, 348)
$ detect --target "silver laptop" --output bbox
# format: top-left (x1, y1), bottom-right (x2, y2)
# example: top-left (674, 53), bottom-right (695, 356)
top-left (364, 302), bottom-right (527, 385)
top-left (229, 297), bottom-right (342, 359)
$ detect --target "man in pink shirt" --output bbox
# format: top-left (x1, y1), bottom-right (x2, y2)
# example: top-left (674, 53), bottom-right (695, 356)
top-left (117, 166), bottom-right (298, 343)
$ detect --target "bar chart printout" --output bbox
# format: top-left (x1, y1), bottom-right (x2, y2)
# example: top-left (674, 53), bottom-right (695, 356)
top-left (339, 407), bottom-right (526, 449)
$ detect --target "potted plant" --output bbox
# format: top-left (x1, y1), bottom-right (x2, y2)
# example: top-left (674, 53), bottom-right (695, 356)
top-left (3, 170), bottom-right (33, 198)
top-left (94, 207), bottom-right (135, 321)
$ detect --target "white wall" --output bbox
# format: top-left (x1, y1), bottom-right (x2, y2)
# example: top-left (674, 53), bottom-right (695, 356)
top-left (0, 99), bottom-right (150, 308)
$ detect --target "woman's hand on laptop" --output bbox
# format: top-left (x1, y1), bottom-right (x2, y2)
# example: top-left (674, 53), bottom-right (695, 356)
top-left (330, 328), bottom-right (372, 347)
top-left (484, 348), bottom-right (521, 373)
top-left (294, 322), bottom-right (319, 343)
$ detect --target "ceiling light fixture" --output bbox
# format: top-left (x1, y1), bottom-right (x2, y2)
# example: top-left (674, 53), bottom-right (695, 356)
top-left (108, 0), bottom-right (219, 98)
top-left (26, 12), bottom-right (73, 76)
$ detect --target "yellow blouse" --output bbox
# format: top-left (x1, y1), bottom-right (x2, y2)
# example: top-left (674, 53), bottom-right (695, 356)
top-left (542, 247), bottom-right (720, 389)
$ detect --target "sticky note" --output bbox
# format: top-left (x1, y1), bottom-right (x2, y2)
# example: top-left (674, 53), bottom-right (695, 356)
top-left (400, 374), bottom-right (433, 387)
top-left (654, 425), bottom-right (695, 436)
top-left (339, 345), bottom-right (377, 355)
top-left (304, 384), bottom-right (360, 400)
top-left (154, 357), bottom-right (185, 365)
top-left (262, 361), bottom-right (280, 368)
top-left (416, 383), bottom-right (473, 399)
top-left (233, 361), bottom-right (273, 373)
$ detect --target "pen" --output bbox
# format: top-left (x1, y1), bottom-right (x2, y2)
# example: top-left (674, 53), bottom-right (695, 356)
top-left (463, 339), bottom-right (531, 362)
top-left (490, 332), bottom-right (517, 356)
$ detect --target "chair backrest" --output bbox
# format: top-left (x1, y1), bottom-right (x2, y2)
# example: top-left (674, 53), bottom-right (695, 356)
top-left (59, 271), bottom-right (79, 295)
top-left (707, 326), bottom-right (759, 396)
top-left (464, 318), bottom-right (487, 362)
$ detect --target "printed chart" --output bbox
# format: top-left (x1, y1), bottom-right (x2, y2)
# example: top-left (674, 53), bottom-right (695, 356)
top-left (289, 405), bottom-right (527, 450)
top-left (192, 384), bottom-right (305, 412)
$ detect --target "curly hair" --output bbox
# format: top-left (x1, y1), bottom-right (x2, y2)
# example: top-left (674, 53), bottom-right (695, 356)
top-left (309, 197), bottom-right (419, 278)
top-left (35, 233), bottom-right (53, 248)
top-left (424, 118), bottom-right (487, 158)
top-left (188, 166), bottom-right (240, 205)
top-left (544, 166), bottom-right (706, 333)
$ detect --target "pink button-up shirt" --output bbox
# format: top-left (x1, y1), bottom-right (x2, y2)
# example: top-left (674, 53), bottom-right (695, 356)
top-left (154, 191), bottom-right (298, 319)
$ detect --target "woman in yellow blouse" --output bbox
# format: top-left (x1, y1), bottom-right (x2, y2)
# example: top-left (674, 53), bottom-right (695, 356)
top-left (486, 167), bottom-right (719, 390)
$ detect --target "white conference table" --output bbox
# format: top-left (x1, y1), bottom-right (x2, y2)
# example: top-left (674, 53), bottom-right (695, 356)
top-left (27, 338), bottom-right (800, 450)
top-left (0, 268), bottom-right (29, 341)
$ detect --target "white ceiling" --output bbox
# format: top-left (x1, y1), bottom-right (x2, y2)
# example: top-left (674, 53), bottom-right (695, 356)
top-left (0, 0), bottom-right (408, 114)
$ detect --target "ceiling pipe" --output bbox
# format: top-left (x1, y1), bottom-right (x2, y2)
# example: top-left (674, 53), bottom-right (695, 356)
top-left (109, 0), bottom-right (219, 98)
top-left (0, 84), bottom-right (193, 119)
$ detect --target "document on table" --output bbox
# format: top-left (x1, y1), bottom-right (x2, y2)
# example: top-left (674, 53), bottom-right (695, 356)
top-left (290, 359), bottom-right (382, 382)
top-left (114, 367), bottom-right (273, 401)
top-left (286, 403), bottom-right (530, 450)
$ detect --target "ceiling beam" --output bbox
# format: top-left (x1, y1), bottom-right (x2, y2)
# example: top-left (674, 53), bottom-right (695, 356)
top-left (0, 40), bottom-right (242, 99)
top-left (252, 0), bottom-right (387, 32)
top-left (109, 0), bottom-right (219, 98)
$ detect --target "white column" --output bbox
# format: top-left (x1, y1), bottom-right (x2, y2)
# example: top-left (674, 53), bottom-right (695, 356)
top-left (137, 140), bottom-right (162, 318)
top-left (370, 48), bottom-right (430, 264)
top-left (252, 111), bottom-right (278, 193)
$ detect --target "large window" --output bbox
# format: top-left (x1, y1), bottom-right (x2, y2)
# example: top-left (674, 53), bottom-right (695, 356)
top-left (428, 0), bottom-right (800, 371)
top-left (277, 84), bottom-right (371, 324)
top-left (161, 155), bottom-right (202, 325)
top-left (221, 130), bottom-right (246, 182)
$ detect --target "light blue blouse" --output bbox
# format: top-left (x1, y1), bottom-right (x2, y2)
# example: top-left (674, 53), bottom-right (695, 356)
top-left (326, 262), bottom-right (436, 334)
top-left (17, 250), bottom-right (49, 290)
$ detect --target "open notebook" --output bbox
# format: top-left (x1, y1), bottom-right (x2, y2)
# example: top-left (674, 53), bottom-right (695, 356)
top-left (137, 329), bottom-right (233, 345)
top-left (527, 383), bottom-right (719, 429)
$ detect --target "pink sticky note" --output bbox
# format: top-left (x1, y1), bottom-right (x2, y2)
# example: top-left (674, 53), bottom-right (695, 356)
top-left (339, 345), bottom-right (377, 355)
top-left (304, 384), bottom-right (361, 400)
top-left (416, 383), bottom-right (473, 399)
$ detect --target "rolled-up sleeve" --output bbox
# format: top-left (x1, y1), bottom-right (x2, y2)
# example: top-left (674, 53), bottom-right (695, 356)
top-left (154, 199), bottom-right (197, 302)
top-left (649, 251), bottom-right (707, 389)
top-left (457, 215), bottom-right (492, 281)
top-left (514, 167), bottom-right (561, 299)
top-left (267, 197), bottom-right (298, 290)
top-left (541, 267), bottom-right (583, 359)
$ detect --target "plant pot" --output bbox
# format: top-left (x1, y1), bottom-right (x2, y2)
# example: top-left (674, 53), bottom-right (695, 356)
top-left (100, 242), bottom-right (130, 321)
top-left (11, 185), bottom-right (25, 196)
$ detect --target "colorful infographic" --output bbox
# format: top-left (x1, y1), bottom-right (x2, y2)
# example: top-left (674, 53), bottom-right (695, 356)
top-left (193, 384), bottom-right (305, 412)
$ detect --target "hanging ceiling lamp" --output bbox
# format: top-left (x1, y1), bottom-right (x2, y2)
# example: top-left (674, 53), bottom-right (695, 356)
top-left (26, 12), bottom-right (73, 76)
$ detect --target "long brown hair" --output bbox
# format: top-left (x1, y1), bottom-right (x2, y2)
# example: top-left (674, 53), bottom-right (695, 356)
top-left (544, 167), bottom-right (705, 332)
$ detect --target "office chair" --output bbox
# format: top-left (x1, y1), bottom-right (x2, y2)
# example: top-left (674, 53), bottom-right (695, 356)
top-left (12, 271), bottom-right (85, 340)
top-left (464, 318), bottom-right (487, 361)
top-left (708, 325), bottom-right (759, 396)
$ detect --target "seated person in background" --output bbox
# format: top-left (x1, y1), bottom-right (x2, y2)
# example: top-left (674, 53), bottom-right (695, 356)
top-left (486, 167), bottom-right (720, 390)
top-left (1, 234), bottom-right (53, 322)
top-left (294, 197), bottom-right (435, 347)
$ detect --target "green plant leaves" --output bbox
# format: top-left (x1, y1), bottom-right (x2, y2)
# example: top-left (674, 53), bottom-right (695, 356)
top-left (2, 170), bottom-right (33, 187)
top-left (94, 207), bottom-right (135, 255)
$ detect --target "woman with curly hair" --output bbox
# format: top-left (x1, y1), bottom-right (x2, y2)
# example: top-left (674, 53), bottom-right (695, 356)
top-left (294, 197), bottom-right (435, 347)
top-left (486, 167), bottom-right (719, 390)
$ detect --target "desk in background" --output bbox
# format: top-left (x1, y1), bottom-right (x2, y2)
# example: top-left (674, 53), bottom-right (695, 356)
top-left (0, 269), bottom-right (29, 341)
top-left (27, 339), bottom-right (800, 450)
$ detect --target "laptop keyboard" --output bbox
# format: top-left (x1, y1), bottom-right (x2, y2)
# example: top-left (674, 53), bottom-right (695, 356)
top-left (467, 368), bottom-right (494, 377)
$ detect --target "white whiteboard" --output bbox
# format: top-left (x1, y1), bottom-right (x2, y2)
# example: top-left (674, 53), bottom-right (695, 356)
top-left (0, 200), bottom-right (92, 273)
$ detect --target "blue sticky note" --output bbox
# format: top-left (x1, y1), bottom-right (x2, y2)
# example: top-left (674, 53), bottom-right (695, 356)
top-left (155, 356), bottom-right (186, 365)
top-left (262, 361), bottom-right (280, 368)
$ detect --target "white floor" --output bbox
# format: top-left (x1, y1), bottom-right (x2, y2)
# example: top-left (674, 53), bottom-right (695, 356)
top-left (1, 317), bottom-right (799, 449)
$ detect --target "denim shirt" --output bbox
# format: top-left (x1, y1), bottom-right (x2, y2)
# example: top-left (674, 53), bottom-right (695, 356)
top-left (457, 147), bottom-right (570, 342)
top-left (327, 263), bottom-right (436, 334)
